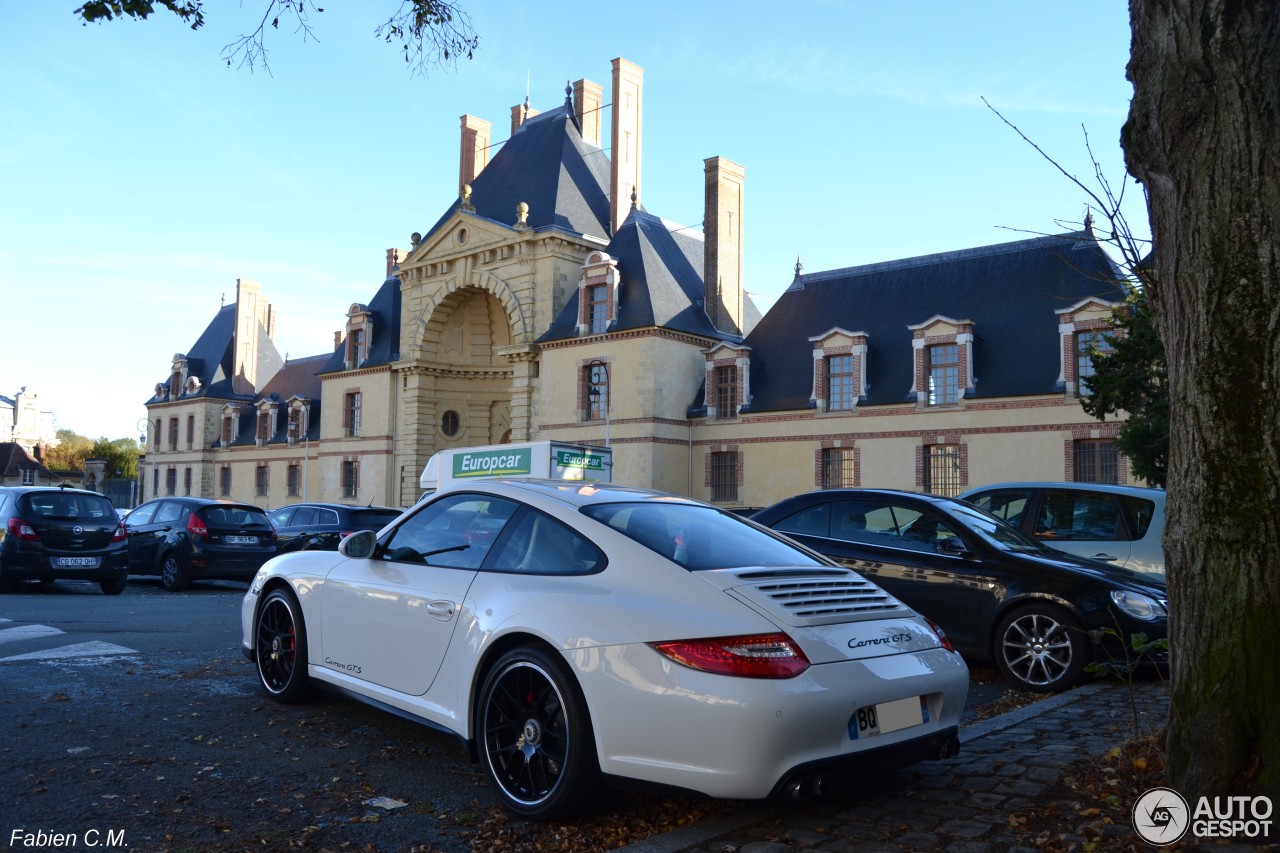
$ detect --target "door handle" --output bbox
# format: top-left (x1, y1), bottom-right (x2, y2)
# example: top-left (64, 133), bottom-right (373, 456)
top-left (1091, 553), bottom-right (1119, 562)
top-left (426, 600), bottom-right (456, 621)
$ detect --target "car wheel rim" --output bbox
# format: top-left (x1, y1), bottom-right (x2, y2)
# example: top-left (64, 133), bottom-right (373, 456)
top-left (256, 597), bottom-right (298, 694)
top-left (483, 661), bottom-right (569, 806)
top-left (1001, 612), bottom-right (1073, 687)
top-left (162, 558), bottom-right (178, 587)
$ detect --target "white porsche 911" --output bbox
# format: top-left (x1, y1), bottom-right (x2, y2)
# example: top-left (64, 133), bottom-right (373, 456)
top-left (241, 480), bottom-right (968, 819)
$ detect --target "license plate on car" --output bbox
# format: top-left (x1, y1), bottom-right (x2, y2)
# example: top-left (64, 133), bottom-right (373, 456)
top-left (54, 556), bottom-right (100, 568)
top-left (849, 696), bottom-right (928, 739)
top-left (225, 536), bottom-right (257, 545)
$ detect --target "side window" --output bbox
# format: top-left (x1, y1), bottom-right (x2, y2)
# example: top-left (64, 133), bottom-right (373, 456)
top-left (316, 509), bottom-right (340, 525)
top-left (965, 489), bottom-right (1033, 529)
top-left (381, 493), bottom-right (519, 569)
top-left (1120, 496), bottom-right (1157, 540)
top-left (290, 507), bottom-right (319, 527)
top-left (486, 510), bottom-right (605, 575)
top-left (126, 502), bottom-right (159, 526)
top-left (154, 502), bottom-right (185, 524)
top-left (269, 508), bottom-right (295, 527)
top-left (776, 504), bottom-right (831, 537)
top-left (1036, 490), bottom-right (1121, 541)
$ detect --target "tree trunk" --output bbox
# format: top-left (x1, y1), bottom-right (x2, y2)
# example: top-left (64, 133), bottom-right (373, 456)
top-left (1124, 0), bottom-right (1280, 799)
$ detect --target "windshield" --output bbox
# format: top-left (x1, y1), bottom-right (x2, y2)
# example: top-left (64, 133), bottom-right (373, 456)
top-left (581, 501), bottom-right (826, 571)
top-left (948, 502), bottom-right (1046, 553)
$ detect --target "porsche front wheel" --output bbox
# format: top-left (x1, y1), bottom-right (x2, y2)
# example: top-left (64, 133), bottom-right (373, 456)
top-left (255, 588), bottom-right (313, 703)
top-left (477, 646), bottom-right (601, 819)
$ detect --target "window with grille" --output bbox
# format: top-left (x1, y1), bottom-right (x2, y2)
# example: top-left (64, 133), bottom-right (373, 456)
top-left (928, 344), bottom-right (961, 406)
top-left (221, 415), bottom-right (234, 444)
top-left (348, 328), bottom-right (367, 367)
top-left (219, 465), bottom-right (231, 497)
top-left (710, 451), bottom-right (738, 502)
top-left (1076, 330), bottom-right (1115, 397)
top-left (183, 466), bottom-right (192, 496)
top-left (587, 284), bottom-right (609, 335)
top-left (168, 418), bottom-right (178, 450)
top-left (344, 392), bottom-right (362, 437)
top-left (924, 444), bottom-right (962, 497)
top-left (1075, 439), bottom-right (1119, 483)
top-left (186, 415), bottom-right (195, 448)
top-left (715, 366), bottom-right (737, 419)
top-left (585, 364), bottom-right (608, 421)
top-left (165, 467), bottom-right (176, 496)
top-left (342, 461), bottom-right (359, 498)
top-left (821, 448), bottom-right (856, 489)
top-left (827, 355), bottom-right (854, 411)
top-left (287, 464), bottom-right (301, 497)
top-left (255, 465), bottom-right (269, 497)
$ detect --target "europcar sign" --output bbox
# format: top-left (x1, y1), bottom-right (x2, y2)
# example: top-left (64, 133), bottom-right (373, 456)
top-left (453, 448), bottom-right (534, 478)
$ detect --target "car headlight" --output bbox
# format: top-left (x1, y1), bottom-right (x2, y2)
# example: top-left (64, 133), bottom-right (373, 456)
top-left (1110, 590), bottom-right (1166, 621)
top-left (248, 568), bottom-right (269, 596)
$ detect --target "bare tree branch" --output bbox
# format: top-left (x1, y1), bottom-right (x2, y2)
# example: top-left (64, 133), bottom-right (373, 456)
top-left (374, 1), bottom-right (478, 77)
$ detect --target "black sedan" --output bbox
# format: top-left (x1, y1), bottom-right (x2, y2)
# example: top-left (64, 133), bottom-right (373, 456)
top-left (0, 486), bottom-right (129, 594)
top-left (267, 503), bottom-right (402, 554)
top-left (125, 497), bottom-right (277, 591)
top-left (751, 489), bottom-right (1168, 692)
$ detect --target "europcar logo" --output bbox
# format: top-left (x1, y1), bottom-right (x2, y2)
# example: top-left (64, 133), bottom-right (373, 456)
top-left (1133, 787), bottom-right (1190, 845)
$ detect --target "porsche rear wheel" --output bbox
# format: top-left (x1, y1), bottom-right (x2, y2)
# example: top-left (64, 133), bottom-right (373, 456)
top-left (478, 646), bottom-right (601, 819)
top-left (255, 588), bottom-right (313, 703)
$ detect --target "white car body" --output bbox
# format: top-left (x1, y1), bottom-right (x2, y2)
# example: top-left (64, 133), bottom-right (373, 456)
top-left (241, 480), bottom-right (968, 816)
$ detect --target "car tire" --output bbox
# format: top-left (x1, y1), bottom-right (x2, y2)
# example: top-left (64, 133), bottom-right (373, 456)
top-left (255, 587), bottom-right (314, 703)
top-left (477, 646), bottom-right (602, 820)
top-left (994, 603), bottom-right (1088, 693)
top-left (159, 553), bottom-right (189, 592)
top-left (99, 576), bottom-right (127, 596)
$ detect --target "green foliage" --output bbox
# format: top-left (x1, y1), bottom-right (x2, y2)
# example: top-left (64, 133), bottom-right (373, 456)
top-left (1086, 628), bottom-right (1171, 739)
top-left (1079, 291), bottom-right (1169, 487)
top-left (42, 431), bottom-right (93, 472)
top-left (39, 431), bottom-right (140, 479)
top-left (75, 1), bottom-right (204, 29)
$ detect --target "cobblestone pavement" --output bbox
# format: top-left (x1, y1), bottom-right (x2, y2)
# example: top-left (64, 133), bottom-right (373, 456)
top-left (618, 681), bottom-right (1270, 853)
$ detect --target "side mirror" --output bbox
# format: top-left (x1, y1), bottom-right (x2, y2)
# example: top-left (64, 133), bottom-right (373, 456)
top-left (339, 529), bottom-right (377, 559)
top-left (937, 537), bottom-right (972, 558)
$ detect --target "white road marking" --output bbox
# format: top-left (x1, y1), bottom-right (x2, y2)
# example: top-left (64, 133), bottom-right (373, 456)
top-left (0, 640), bottom-right (139, 662)
top-left (0, 624), bottom-right (63, 645)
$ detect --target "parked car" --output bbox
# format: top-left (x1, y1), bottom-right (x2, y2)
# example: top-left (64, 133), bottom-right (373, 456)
top-left (268, 503), bottom-right (402, 554)
top-left (958, 482), bottom-right (1165, 576)
top-left (243, 479), bottom-right (969, 819)
top-left (750, 489), bottom-right (1168, 693)
top-left (0, 486), bottom-right (129, 595)
top-left (126, 497), bottom-right (277, 591)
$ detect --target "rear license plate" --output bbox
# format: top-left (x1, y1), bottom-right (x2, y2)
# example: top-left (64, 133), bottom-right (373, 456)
top-left (54, 556), bottom-right (101, 568)
top-left (849, 696), bottom-right (927, 739)
top-left (224, 536), bottom-right (258, 545)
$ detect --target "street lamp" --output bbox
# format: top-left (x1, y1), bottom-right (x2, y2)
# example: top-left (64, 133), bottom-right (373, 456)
top-left (586, 359), bottom-right (610, 448)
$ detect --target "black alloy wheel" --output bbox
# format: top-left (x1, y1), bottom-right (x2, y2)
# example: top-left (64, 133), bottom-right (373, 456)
top-left (478, 646), bottom-right (601, 819)
top-left (255, 587), bottom-right (313, 702)
top-left (160, 553), bottom-right (189, 592)
top-left (995, 603), bottom-right (1088, 693)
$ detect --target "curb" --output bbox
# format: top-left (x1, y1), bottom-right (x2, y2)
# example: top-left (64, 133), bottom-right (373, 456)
top-left (616, 682), bottom-right (1113, 853)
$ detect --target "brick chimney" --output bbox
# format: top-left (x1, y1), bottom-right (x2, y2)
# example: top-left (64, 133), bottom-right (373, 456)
top-left (573, 78), bottom-right (603, 147)
top-left (703, 156), bottom-right (746, 336)
top-left (610, 57), bottom-right (644, 234)
top-left (510, 98), bottom-right (539, 135)
top-left (459, 114), bottom-right (491, 190)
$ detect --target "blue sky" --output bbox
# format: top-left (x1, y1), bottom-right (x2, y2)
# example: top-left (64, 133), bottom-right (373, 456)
top-left (0, 1), bottom-right (1145, 442)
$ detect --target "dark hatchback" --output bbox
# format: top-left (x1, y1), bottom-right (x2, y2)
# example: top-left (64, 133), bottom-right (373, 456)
top-left (267, 502), bottom-right (402, 554)
top-left (0, 487), bottom-right (129, 594)
top-left (125, 497), bottom-right (277, 591)
top-left (751, 489), bottom-right (1168, 692)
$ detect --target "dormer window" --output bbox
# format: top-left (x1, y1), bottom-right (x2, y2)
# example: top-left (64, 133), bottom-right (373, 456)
top-left (577, 252), bottom-right (620, 336)
top-left (220, 407), bottom-right (238, 446)
top-left (703, 342), bottom-right (751, 420)
top-left (286, 398), bottom-right (311, 446)
top-left (255, 405), bottom-right (276, 446)
top-left (1055, 297), bottom-right (1120, 398)
top-left (344, 303), bottom-right (373, 370)
top-left (809, 329), bottom-right (868, 413)
top-left (169, 354), bottom-right (189, 399)
top-left (908, 316), bottom-right (975, 408)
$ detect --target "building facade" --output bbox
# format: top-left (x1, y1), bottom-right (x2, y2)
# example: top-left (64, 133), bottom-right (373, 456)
top-left (143, 56), bottom-right (1129, 512)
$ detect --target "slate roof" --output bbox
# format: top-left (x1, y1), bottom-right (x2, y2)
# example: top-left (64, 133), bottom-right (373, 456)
top-left (0, 442), bottom-right (54, 479)
top-left (148, 305), bottom-right (282, 404)
top-left (421, 104), bottom-right (613, 245)
top-left (737, 230), bottom-right (1128, 413)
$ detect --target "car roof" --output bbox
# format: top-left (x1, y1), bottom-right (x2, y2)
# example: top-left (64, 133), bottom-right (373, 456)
top-left (0, 486), bottom-right (109, 498)
top-left (959, 482), bottom-right (1165, 498)
top-left (275, 502), bottom-right (399, 512)
top-left (447, 478), bottom-right (703, 509)
top-left (142, 496), bottom-right (268, 511)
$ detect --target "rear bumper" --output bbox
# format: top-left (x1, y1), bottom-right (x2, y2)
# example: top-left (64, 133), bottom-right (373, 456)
top-left (1, 548), bottom-right (129, 582)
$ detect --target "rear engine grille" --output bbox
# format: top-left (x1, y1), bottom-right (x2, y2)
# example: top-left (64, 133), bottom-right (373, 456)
top-left (754, 577), bottom-right (900, 618)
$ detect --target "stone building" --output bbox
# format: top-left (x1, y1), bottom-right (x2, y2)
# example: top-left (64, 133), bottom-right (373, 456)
top-left (142, 56), bottom-right (1128, 512)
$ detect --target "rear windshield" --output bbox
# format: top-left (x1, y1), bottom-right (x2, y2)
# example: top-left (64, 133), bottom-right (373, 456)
top-left (350, 509), bottom-right (402, 529)
top-left (199, 506), bottom-right (271, 528)
top-left (581, 501), bottom-right (825, 571)
top-left (18, 492), bottom-right (117, 521)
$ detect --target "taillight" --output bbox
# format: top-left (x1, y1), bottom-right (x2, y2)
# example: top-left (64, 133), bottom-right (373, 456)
top-left (111, 522), bottom-right (128, 543)
top-left (186, 513), bottom-right (208, 538)
top-left (649, 633), bottom-right (811, 678)
top-left (6, 517), bottom-right (40, 542)
top-left (925, 618), bottom-right (957, 654)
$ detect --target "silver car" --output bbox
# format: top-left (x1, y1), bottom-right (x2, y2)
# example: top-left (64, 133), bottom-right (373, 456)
top-left (958, 482), bottom-right (1165, 577)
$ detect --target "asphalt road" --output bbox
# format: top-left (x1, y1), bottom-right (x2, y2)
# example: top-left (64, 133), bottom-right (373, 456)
top-left (0, 578), bottom-right (1020, 853)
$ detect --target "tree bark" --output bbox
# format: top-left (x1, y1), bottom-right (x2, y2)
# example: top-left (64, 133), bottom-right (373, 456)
top-left (1124, 0), bottom-right (1280, 799)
